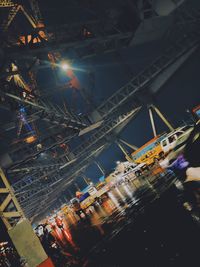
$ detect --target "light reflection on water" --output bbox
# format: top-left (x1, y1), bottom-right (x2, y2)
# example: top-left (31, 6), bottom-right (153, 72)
top-left (121, 183), bottom-right (134, 199)
top-left (108, 191), bottom-right (123, 211)
top-left (114, 187), bottom-right (126, 202)
top-left (52, 180), bottom-right (157, 251)
top-left (47, 171), bottom-right (176, 267)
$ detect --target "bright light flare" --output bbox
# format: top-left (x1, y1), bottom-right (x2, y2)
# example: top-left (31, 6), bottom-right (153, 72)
top-left (61, 62), bottom-right (70, 70)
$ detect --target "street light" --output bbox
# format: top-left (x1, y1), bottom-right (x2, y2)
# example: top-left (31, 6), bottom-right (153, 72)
top-left (60, 62), bottom-right (70, 71)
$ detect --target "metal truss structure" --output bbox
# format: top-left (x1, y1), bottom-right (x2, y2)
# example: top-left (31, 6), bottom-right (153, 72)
top-left (0, 0), bottom-right (200, 219)
top-left (93, 32), bottom-right (200, 120)
top-left (8, 23), bottom-right (199, 172)
top-left (7, 31), bottom-right (134, 61)
top-left (8, 13), bottom-right (200, 172)
top-left (4, 93), bottom-right (88, 129)
top-left (0, 168), bottom-right (25, 229)
top-left (10, 13), bottom-right (200, 217)
top-left (12, 107), bottom-right (140, 196)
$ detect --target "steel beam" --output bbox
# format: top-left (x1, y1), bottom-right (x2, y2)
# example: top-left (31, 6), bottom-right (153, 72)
top-left (6, 31), bottom-right (133, 60)
top-left (10, 26), bottom-right (200, 204)
top-left (14, 108), bottom-right (140, 207)
top-left (4, 93), bottom-right (88, 128)
top-left (91, 30), bottom-right (200, 121)
top-left (0, 168), bottom-right (25, 229)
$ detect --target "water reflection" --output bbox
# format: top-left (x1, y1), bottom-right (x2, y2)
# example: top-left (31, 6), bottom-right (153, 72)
top-left (50, 176), bottom-right (167, 259)
top-left (45, 171), bottom-right (179, 267)
top-left (114, 187), bottom-right (126, 202)
top-left (121, 183), bottom-right (134, 199)
top-left (107, 191), bottom-right (123, 211)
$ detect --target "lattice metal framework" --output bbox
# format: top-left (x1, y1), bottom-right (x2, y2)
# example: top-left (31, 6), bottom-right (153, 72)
top-left (1, 0), bottom-right (200, 218)
top-left (94, 30), bottom-right (200, 120)
top-left (0, 168), bottom-right (25, 229)
top-left (9, 21), bottom-right (200, 208)
top-left (13, 108), bottom-right (140, 208)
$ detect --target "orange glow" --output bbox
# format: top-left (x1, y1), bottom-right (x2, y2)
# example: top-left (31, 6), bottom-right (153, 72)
top-left (18, 35), bottom-right (41, 44)
top-left (18, 29), bottom-right (47, 45)
top-left (66, 69), bottom-right (80, 89)
top-left (38, 30), bottom-right (48, 40)
top-left (24, 135), bottom-right (37, 144)
top-left (76, 191), bottom-right (82, 198)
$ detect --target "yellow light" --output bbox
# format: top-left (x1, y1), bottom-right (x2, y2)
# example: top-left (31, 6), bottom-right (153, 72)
top-left (24, 135), bottom-right (37, 144)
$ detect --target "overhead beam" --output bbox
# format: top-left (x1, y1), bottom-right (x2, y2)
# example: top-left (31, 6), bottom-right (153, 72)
top-left (14, 107), bottom-right (140, 207)
top-left (0, 168), bottom-right (25, 229)
top-left (10, 24), bottom-right (200, 203)
top-left (91, 30), bottom-right (200, 121)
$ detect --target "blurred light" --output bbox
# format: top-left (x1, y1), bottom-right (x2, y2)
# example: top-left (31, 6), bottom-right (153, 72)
top-left (24, 135), bottom-right (37, 144)
top-left (108, 191), bottom-right (122, 210)
top-left (61, 62), bottom-right (70, 70)
top-left (36, 143), bottom-right (42, 151)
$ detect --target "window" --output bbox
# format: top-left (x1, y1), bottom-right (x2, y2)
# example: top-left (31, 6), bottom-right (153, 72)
top-left (176, 131), bottom-right (183, 138)
top-left (162, 140), bottom-right (167, 147)
top-left (169, 135), bottom-right (176, 143)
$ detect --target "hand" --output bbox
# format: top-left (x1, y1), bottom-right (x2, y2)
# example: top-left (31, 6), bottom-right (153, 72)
top-left (169, 154), bottom-right (189, 171)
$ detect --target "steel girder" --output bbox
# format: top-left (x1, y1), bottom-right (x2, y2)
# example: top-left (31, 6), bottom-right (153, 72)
top-left (6, 128), bottom-right (75, 163)
top-left (13, 35), bottom-right (197, 169)
top-left (9, 162), bottom-right (64, 176)
top-left (9, 26), bottom-right (200, 189)
top-left (8, 131), bottom-right (76, 171)
top-left (21, 144), bottom-right (107, 218)
top-left (6, 31), bottom-right (133, 61)
top-left (0, 1), bottom-right (15, 7)
top-left (13, 108), bottom-right (140, 207)
top-left (12, 170), bottom-right (62, 193)
top-left (2, 92), bottom-right (89, 167)
top-left (9, 4), bottom-right (200, 216)
top-left (15, 180), bottom-right (53, 204)
top-left (71, 108), bottom-right (140, 159)
top-left (26, 143), bottom-right (112, 219)
top-left (4, 93), bottom-right (88, 128)
top-left (92, 30), bottom-right (200, 121)
top-left (0, 168), bottom-right (25, 229)
top-left (10, 107), bottom-right (140, 177)
top-left (23, 144), bottom-right (107, 218)
top-left (9, 28), bottom-right (200, 174)
top-left (8, 121), bottom-right (105, 172)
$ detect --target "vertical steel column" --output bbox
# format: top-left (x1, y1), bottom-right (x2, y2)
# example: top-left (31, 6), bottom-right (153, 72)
top-left (0, 168), bottom-right (25, 230)
top-left (152, 104), bottom-right (174, 132)
top-left (82, 175), bottom-right (90, 186)
top-left (116, 141), bottom-right (133, 163)
top-left (119, 139), bottom-right (138, 151)
top-left (94, 161), bottom-right (105, 176)
top-left (148, 106), bottom-right (157, 137)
